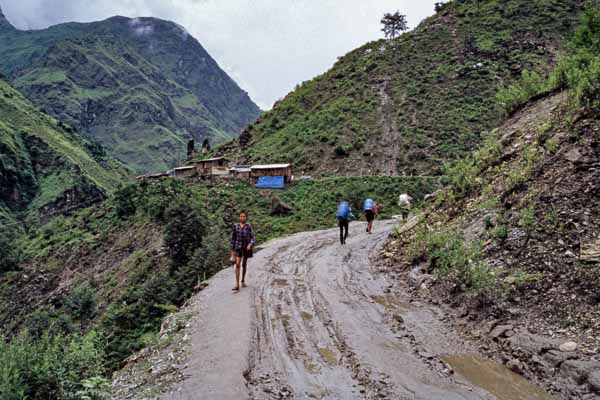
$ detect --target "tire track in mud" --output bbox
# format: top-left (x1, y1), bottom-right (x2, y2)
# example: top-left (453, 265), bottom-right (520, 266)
top-left (155, 221), bottom-right (555, 400)
top-left (244, 222), bottom-right (488, 400)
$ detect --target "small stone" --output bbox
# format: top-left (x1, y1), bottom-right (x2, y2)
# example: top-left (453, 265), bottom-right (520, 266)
top-left (506, 359), bottom-right (523, 374)
top-left (418, 350), bottom-right (434, 359)
top-left (560, 342), bottom-right (578, 352)
top-left (489, 324), bottom-right (514, 339)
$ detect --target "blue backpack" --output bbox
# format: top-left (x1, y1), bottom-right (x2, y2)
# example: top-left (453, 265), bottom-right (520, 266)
top-left (364, 198), bottom-right (374, 211)
top-left (336, 202), bottom-right (350, 218)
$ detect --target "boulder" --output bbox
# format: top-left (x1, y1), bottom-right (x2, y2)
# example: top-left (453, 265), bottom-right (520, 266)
top-left (408, 267), bottom-right (433, 289)
top-left (560, 360), bottom-right (600, 385)
top-left (489, 324), bottom-right (514, 340)
top-left (564, 148), bottom-right (584, 163)
top-left (506, 358), bottom-right (524, 374)
top-left (543, 349), bottom-right (577, 368)
top-left (507, 331), bottom-right (561, 354)
top-left (270, 197), bottom-right (294, 216)
top-left (559, 342), bottom-right (578, 352)
top-left (588, 370), bottom-right (600, 394)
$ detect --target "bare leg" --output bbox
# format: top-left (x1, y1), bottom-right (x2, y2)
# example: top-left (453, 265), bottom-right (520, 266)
top-left (241, 256), bottom-right (248, 287)
top-left (233, 256), bottom-right (241, 290)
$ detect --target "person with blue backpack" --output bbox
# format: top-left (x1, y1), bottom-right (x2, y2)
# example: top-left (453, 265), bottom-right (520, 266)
top-left (336, 201), bottom-right (355, 245)
top-left (364, 198), bottom-right (375, 234)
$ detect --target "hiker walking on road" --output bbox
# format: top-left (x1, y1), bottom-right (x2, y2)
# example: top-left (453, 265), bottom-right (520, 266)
top-left (364, 198), bottom-right (376, 234)
top-left (336, 201), bottom-right (355, 245)
top-left (398, 193), bottom-right (413, 221)
top-left (230, 210), bottom-right (256, 291)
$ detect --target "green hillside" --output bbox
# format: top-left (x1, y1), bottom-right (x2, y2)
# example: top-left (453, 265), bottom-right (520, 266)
top-left (0, 79), bottom-right (129, 221)
top-left (0, 175), bottom-right (437, 397)
top-left (0, 6), bottom-right (261, 174)
top-left (221, 0), bottom-right (585, 177)
top-left (384, 8), bottom-right (600, 395)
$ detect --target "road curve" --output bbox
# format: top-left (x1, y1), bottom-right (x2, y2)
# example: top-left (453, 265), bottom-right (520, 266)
top-left (162, 220), bottom-right (496, 400)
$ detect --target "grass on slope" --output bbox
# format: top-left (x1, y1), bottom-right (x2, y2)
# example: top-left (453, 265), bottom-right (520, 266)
top-left (223, 0), bottom-right (584, 177)
top-left (390, 5), bottom-right (600, 340)
top-left (0, 80), bottom-right (128, 195)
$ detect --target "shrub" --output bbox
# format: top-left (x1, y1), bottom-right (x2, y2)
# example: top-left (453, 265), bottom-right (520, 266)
top-left (493, 225), bottom-right (509, 240)
top-left (496, 70), bottom-right (550, 114)
top-left (544, 137), bottom-right (560, 153)
top-left (443, 158), bottom-right (479, 197)
top-left (164, 200), bottom-right (207, 267)
top-left (113, 184), bottom-right (139, 219)
top-left (408, 226), bottom-right (495, 293)
top-left (552, 6), bottom-right (600, 107)
top-left (0, 233), bottom-right (19, 275)
top-left (64, 284), bottom-right (97, 330)
top-left (0, 331), bottom-right (105, 400)
top-left (76, 377), bottom-right (111, 400)
top-left (519, 204), bottom-right (536, 232)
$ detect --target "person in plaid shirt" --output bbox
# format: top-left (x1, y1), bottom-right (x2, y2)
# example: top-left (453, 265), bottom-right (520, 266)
top-left (230, 210), bottom-right (256, 291)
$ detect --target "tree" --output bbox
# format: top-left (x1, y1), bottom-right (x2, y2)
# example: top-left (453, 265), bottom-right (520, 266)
top-left (381, 11), bottom-right (408, 40)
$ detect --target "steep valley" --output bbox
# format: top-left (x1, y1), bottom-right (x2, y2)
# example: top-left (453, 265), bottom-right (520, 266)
top-left (0, 4), bottom-right (261, 174)
top-left (1, 1), bottom-right (599, 399)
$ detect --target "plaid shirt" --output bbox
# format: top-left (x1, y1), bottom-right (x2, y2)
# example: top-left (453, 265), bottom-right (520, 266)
top-left (230, 223), bottom-right (256, 250)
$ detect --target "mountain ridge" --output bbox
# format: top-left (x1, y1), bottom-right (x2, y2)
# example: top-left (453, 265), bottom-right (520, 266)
top-left (0, 4), bottom-right (261, 174)
top-left (220, 0), bottom-right (585, 177)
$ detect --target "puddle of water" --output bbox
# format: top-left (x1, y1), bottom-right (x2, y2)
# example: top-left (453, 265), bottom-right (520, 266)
top-left (272, 279), bottom-right (289, 286)
top-left (318, 347), bottom-right (338, 366)
top-left (444, 355), bottom-right (554, 400)
top-left (301, 312), bottom-right (314, 321)
top-left (303, 360), bottom-right (321, 374)
top-left (382, 341), bottom-right (402, 350)
top-left (371, 295), bottom-right (389, 307)
top-left (279, 314), bottom-right (291, 328)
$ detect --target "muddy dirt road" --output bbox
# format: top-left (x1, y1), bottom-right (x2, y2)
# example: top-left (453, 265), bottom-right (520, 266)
top-left (163, 221), bottom-right (552, 400)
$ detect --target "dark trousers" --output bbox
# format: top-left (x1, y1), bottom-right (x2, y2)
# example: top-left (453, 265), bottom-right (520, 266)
top-left (338, 218), bottom-right (349, 244)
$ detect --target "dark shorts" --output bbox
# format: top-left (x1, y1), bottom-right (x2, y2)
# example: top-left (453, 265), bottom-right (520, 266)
top-left (365, 209), bottom-right (375, 222)
top-left (234, 248), bottom-right (253, 258)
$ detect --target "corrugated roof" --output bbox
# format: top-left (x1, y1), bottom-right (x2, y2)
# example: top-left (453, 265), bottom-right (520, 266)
top-left (230, 166), bottom-right (251, 172)
top-left (175, 166), bottom-right (195, 170)
top-left (251, 164), bottom-right (291, 170)
top-left (194, 157), bottom-right (228, 163)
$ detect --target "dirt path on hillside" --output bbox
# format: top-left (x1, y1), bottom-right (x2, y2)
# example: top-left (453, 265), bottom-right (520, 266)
top-left (159, 221), bottom-right (553, 400)
top-left (375, 77), bottom-right (401, 176)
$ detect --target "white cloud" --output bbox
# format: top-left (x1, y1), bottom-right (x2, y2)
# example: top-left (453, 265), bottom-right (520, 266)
top-left (2, 0), bottom-right (438, 109)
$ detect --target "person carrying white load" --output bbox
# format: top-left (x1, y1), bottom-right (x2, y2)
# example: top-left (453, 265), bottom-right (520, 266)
top-left (398, 193), bottom-right (413, 221)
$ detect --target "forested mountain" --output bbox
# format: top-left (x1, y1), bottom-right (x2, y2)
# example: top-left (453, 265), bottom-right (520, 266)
top-left (0, 4), bottom-right (261, 174)
top-left (0, 78), bottom-right (128, 221)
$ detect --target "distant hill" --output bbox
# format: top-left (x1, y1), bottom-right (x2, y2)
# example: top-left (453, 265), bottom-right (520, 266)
top-left (220, 0), bottom-right (585, 177)
top-left (0, 78), bottom-right (129, 222)
top-left (0, 5), bottom-right (261, 174)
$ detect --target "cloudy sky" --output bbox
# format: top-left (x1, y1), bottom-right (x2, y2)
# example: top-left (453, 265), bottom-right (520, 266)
top-left (2, 0), bottom-right (438, 109)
